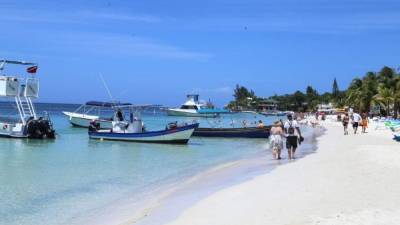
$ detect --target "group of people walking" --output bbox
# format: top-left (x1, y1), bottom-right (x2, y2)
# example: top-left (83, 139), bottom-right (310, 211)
top-left (269, 114), bottom-right (303, 160)
top-left (341, 112), bottom-right (369, 135)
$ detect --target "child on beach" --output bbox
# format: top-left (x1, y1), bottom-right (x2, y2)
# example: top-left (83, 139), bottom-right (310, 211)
top-left (269, 121), bottom-right (284, 160)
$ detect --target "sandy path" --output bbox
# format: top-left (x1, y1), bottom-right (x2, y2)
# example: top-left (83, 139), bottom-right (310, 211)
top-left (165, 122), bottom-right (400, 225)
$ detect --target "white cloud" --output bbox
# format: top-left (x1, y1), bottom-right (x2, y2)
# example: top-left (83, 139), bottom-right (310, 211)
top-left (80, 11), bottom-right (161, 23)
top-left (46, 32), bottom-right (211, 60)
top-left (190, 86), bottom-right (233, 95)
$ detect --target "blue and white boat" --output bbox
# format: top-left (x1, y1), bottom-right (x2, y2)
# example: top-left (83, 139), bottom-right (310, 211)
top-left (89, 119), bottom-right (199, 144)
top-left (166, 94), bottom-right (229, 117)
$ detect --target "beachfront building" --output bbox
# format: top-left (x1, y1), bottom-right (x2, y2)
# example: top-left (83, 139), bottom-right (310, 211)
top-left (256, 98), bottom-right (279, 112)
top-left (317, 103), bottom-right (335, 114)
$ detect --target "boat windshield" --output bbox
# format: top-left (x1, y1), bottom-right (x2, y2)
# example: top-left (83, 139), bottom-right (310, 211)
top-left (180, 105), bottom-right (198, 110)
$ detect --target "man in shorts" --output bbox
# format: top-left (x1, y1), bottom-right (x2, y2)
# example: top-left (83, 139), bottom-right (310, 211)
top-left (352, 112), bottom-right (362, 134)
top-left (284, 114), bottom-right (303, 160)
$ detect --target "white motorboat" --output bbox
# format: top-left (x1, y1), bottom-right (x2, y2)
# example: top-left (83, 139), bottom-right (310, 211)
top-left (0, 59), bottom-right (55, 139)
top-left (63, 101), bottom-right (132, 128)
top-left (166, 94), bottom-right (229, 117)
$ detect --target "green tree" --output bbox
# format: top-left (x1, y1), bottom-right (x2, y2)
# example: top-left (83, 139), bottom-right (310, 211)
top-left (373, 86), bottom-right (394, 116)
top-left (332, 78), bottom-right (340, 100)
top-left (346, 78), bottom-right (363, 111)
top-left (305, 86), bottom-right (319, 111)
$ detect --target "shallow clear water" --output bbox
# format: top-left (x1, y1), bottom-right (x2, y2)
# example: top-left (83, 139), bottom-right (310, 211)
top-left (0, 103), bottom-right (289, 225)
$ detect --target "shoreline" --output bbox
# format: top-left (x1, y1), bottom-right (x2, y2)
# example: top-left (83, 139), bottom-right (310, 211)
top-left (126, 125), bottom-right (323, 225)
top-left (160, 121), bottom-right (400, 225)
top-left (67, 125), bottom-right (323, 225)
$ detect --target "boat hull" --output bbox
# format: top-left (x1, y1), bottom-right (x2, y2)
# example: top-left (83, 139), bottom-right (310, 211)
top-left (63, 112), bottom-right (113, 128)
top-left (166, 109), bottom-right (217, 118)
top-left (89, 123), bottom-right (199, 144)
top-left (193, 127), bottom-right (271, 138)
top-left (260, 112), bottom-right (287, 117)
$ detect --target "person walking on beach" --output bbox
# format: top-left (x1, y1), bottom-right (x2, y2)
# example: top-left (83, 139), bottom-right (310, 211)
top-left (360, 112), bottom-right (369, 133)
top-left (342, 113), bottom-right (350, 135)
top-left (351, 112), bottom-right (362, 134)
top-left (284, 114), bottom-right (302, 160)
top-left (269, 121), bottom-right (284, 160)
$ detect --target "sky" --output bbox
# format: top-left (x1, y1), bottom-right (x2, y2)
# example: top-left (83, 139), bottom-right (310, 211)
top-left (0, 0), bottom-right (400, 106)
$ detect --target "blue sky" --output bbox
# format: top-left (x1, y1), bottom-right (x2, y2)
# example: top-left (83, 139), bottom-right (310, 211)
top-left (1, 0), bottom-right (399, 106)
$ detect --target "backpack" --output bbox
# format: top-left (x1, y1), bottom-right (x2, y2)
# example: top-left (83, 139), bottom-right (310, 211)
top-left (287, 121), bottom-right (295, 135)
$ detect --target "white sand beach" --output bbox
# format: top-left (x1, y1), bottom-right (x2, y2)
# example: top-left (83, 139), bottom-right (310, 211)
top-left (165, 121), bottom-right (400, 225)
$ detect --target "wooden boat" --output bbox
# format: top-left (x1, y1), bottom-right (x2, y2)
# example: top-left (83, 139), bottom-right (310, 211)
top-left (89, 120), bottom-right (199, 144)
top-left (193, 126), bottom-right (271, 138)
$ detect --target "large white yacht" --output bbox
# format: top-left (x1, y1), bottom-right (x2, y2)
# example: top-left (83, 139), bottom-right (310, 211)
top-left (166, 94), bottom-right (229, 117)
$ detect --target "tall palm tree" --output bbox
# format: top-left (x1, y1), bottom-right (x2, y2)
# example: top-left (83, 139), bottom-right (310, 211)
top-left (393, 76), bottom-right (400, 118)
top-left (346, 78), bottom-right (363, 111)
top-left (373, 86), bottom-right (394, 116)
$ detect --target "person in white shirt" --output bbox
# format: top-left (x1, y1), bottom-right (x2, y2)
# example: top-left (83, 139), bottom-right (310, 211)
top-left (284, 114), bottom-right (303, 160)
top-left (351, 112), bottom-right (362, 134)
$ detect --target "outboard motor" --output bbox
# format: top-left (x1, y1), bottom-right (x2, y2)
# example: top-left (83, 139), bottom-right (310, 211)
top-left (89, 120), bottom-right (100, 132)
top-left (38, 118), bottom-right (56, 139)
top-left (25, 116), bottom-right (56, 139)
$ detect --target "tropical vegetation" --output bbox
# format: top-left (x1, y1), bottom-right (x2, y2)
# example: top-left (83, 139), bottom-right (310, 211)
top-left (227, 66), bottom-right (400, 117)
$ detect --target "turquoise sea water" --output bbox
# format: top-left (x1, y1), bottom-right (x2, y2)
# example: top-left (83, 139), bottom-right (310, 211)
top-left (0, 103), bottom-right (298, 225)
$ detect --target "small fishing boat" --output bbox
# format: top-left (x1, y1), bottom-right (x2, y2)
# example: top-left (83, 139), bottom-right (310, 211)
top-left (89, 120), bottom-right (199, 144)
top-left (166, 94), bottom-right (229, 117)
top-left (63, 101), bottom-right (132, 128)
top-left (259, 110), bottom-right (287, 117)
top-left (88, 106), bottom-right (199, 144)
top-left (0, 59), bottom-right (55, 139)
top-left (193, 126), bottom-right (270, 138)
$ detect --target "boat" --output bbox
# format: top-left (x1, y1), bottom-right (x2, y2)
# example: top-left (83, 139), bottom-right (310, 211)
top-left (89, 118), bottom-right (199, 144)
top-left (193, 126), bottom-right (270, 138)
top-left (0, 59), bottom-right (55, 139)
top-left (63, 101), bottom-right (132, 128)
top-left (259, 111), bottom-right (287, 117)
top-left (166, 94), bottom-right (229, 117)
top-left (394, 133), bottom-right (400, 141)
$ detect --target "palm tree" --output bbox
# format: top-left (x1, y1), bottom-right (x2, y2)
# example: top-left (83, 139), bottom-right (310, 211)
top-left (346, 78), bottom-right (363, 111)
top-left (393, 76), bottom-right (400, 118)
top-left (373, 86), bottom-right (394, 116)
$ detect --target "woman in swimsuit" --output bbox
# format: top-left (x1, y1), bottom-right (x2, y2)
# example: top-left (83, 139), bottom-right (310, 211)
top-left (269, 120), bottom-right (284, 160)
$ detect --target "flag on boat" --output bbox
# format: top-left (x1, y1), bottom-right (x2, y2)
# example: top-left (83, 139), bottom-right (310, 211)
top-left (27, 66), bottom-right (38, 74)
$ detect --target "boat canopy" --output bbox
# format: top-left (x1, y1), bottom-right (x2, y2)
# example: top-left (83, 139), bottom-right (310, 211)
top-left (0, 59), bottom-right (37, 70)
top-left (85, 101), bottom-right (160, 109)
top-left (85, 101), bottom-right (132, 108)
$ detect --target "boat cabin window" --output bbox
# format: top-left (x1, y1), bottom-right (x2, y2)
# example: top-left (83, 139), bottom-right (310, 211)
top-left (180, 105), bottom-right (198, 110)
